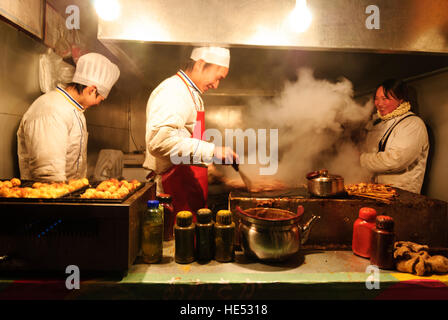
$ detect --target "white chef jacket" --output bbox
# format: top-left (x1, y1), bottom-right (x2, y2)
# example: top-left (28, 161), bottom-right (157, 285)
top-left (143, 71), bottom-right (215, 175)
top-left (360, 111), bottom-right (429, 193)
top-left (17, 86), bottom-right (88, 182)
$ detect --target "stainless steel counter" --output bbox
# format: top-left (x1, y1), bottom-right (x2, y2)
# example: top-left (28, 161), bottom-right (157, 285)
top-left (1, 241), bottom-right (447, 300)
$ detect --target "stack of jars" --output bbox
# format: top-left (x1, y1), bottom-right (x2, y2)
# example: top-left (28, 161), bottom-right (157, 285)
top-left (140, 198), bottom-right (235, 264)
top-left (175, 209), bottom-right (235, 264)
top-left (352, 207), bottom-right (396, 270)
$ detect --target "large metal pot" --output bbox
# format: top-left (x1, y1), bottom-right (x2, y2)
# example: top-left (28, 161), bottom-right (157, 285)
top-left (235, 206), bottom-right (320, 262)
top-left (306, 169), bottom-right (345, 197)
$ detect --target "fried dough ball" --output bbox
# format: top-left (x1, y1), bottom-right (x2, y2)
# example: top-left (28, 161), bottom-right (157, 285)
top-left (10, 178), bottom-right (21, 187)
top-left (1, 181), bottom-right (13, 188)
top-left (1, 178), bottom-right (90, 198)
top-left (79, 179), bottom-right (140, 199)
top-left (0, 187), bottom-right (10, 197)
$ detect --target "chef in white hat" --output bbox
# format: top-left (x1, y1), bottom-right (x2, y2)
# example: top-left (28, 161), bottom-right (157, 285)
top-left (17, 53), bottom-right (120, 182)
top-left (144, 46), bottom-right (239, 217)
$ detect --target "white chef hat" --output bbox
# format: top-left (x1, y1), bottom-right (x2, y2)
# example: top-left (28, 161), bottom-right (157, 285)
top-left (190, 47), bottom-right (230, 68)
top-left (72, 53), bottom-right (120, 98)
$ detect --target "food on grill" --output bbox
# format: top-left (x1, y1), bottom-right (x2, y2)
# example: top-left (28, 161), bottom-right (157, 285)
top-left (0, 178), bottom-right (89, 198)
top-left (80, 178), bottom-right (141, 199)
top-left (0, 178), bottom-right (20, 189)
top-left (344, 183), bottom-right (397, 203)
top-left (224, 177), bottom-right (287, 193)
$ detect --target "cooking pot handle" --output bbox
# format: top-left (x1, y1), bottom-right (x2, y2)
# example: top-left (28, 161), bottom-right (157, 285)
top-left (306, 171), bottom-right (320, 180)
top-left (297, 205), bottom-right (304, 217)
top-left (306, 169), bottom-right (329, 180)
top-left (235, 206), bottom-right (249, 217)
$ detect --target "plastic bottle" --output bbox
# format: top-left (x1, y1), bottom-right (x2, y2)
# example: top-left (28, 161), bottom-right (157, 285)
top-left (157, 193), bottom-right (175, 241)
top-left (352, 207), bottom-right (377, 258)
top-left (370, 215), bottom-right (395, 269)
top-left (141, 200), bottom-right (163, 263)
top-left (214, 210), bottom-right (235, 262)
top-left (196, 208), bottom-right (214, 262)
top-left (174, 211), bottom-right (195, 264)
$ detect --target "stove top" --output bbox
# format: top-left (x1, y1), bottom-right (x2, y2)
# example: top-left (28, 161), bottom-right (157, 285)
top-left (229, 187), bottom-right (309, 199)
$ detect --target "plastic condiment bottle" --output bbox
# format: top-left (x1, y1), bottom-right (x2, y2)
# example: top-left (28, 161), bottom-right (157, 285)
top-left (196, 208), bottom-right (214, 262)
top-left (174, 211), bottom-right (195, 264)
top-left (141, 200), bottom-right (163, 263)
top-left (156, 193), bottom-right (175, 241)
top-left (370, 215), bottom-right (395, 270)
top-left (352, 207), bottom-right (377, 258)
top-left (214, 210), bottom-right (235, 262)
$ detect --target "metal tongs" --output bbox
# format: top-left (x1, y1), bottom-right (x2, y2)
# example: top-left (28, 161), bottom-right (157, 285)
top-left (232, 163), bottom-right (253, 192)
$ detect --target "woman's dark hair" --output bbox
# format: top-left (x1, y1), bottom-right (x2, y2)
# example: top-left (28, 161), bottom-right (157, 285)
top-left (374, 78), bottom-right (410, 102)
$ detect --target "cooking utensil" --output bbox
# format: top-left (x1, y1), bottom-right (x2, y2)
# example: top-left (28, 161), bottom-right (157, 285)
top-left (235, 206), bottom-right (320, 262)
top-left (306, 169), bottom-right (345, 197)
top-left (232, 163), bottom-right (253, 192)
top-left (0, 183), bottom-right (155, 273)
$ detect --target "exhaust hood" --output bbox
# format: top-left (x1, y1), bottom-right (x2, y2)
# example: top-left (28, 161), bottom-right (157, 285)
top-left (97, 0), bottom-right (448, 53)
top-left (92, 0), bottom-right (448, 97)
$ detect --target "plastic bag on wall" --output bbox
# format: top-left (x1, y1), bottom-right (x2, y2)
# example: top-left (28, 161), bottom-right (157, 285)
top-left (39, 48), bottom-right (75, 93)
top-left (71, 29), bottom-right (89, 64)
top-left (93, 149), bottom-right (124, 181)
top-left (54, 28), bottom-right (73, 60)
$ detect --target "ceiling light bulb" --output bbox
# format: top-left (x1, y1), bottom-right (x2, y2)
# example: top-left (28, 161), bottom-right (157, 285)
top-left (94, 0), bottom-right (121, 21)
top-left (288, 0), bottom-right (312, 33)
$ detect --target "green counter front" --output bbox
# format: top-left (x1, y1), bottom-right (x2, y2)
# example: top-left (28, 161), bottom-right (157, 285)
top-left (1, 241), bottom-right (447, 300)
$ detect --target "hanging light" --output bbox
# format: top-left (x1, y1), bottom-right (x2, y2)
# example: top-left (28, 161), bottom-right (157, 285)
top-left (93, 0), bottom-right (121, 21)
top-left (288, 0), bottom-right (313, 33)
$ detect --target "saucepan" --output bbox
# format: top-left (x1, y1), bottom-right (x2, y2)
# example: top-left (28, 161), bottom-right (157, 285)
top-left (306, 169), bottom-right (345, 197)
top-left (235, 206), bottom-right (320, 262)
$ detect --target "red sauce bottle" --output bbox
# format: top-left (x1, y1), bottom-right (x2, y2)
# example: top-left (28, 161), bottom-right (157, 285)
top-left (352, 207), bottom-right (377, 258)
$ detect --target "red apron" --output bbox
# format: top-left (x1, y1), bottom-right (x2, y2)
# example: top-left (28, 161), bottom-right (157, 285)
top-left (161, 73), bottom-right (208, 220)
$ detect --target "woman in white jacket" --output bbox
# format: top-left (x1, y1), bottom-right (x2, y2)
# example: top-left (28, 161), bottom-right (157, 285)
top-left (360, 79), bottom-right (429, 194)
top-left (17, 53), bottom-right (120, 182)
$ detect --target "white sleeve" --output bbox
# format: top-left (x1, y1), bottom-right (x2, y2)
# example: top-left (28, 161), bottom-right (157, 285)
top-left (23, 113), bottom-right (69, 181)
top-left (146, 87), bottom-right (215, 163)
top-left (360, 118), bottom-right (427, 173)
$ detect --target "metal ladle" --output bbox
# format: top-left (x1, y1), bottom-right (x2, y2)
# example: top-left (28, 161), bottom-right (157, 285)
top-left (232, 163), bottom-right (253, 192)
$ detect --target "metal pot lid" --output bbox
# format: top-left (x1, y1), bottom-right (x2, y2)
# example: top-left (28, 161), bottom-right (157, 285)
top-left (235, 206), bottom-right (300, 226)
top-left (306, 169), bottom-right (343, 181)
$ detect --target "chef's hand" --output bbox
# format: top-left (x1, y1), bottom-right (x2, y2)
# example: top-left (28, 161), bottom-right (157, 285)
top-left (213, 146), bottom-right (239, 165)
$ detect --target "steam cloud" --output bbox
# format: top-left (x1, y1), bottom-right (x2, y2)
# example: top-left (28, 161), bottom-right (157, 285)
top-left (237, 68), bottom-right (374, 186)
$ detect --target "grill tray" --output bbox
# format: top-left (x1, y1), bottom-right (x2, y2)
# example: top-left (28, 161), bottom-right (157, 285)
top-left (0, 180), bottom-right (88, 203)
top-left (0, 180), bottom-right (144, 204)
top-left (61, 181), bottom-right (145, 203)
